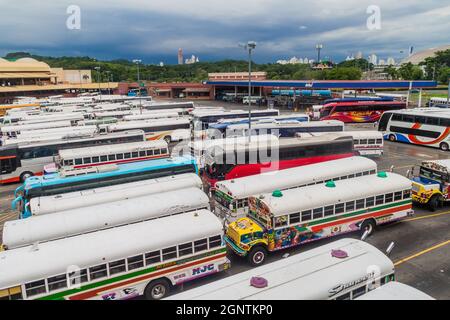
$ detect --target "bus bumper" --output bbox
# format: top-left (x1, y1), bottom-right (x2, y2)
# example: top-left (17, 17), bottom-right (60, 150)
top-left (412, 194), bottom-right (430, 204)
top-left (224, 235), bottom-right (247, 257)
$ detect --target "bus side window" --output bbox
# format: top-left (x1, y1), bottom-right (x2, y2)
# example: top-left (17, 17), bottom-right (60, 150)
top-left (351, 286), bottom-right (367, 299)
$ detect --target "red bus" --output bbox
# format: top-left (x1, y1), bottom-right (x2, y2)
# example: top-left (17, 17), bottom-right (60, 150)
top-left (320, 100), bottom-right (407, 123)
top-left (202, 134), bottom-right (354, 191)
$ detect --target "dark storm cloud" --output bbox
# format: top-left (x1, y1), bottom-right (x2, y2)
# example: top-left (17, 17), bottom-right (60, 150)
top-left (0, 0), bottom-right (448, 63)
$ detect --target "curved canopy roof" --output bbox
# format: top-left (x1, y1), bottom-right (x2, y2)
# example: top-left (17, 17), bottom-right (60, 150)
top-left (0, 57), bottom-right (51, 72)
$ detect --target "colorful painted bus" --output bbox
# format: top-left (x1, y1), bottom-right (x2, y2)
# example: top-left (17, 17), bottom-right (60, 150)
top-left (27, 173), bottom-right (202, 216)
top-left (50, 140), bottom-right (169, 172)
top-left (410, 159), bottom-right (450, 211)
top-left (214, 156), bottom-right (377, 222)
top-left (13, 156), bottom-right (198, 218)
top-left (168, 238), bottom-right (395, 300)
top-left (378, 109), bottom-right (450, 151)
top-left (3, 187), bottom-right (210, 249)
top-left (0, 210), bottom-right (229, 300)
top-left (320, 100), bottom-right (407, 123)
top-left (203, 134), bottom-right (354, 191)
top-left (0, 130), bottom-right (146, 184)
top-left (225, 171), bottom-right (413, 266)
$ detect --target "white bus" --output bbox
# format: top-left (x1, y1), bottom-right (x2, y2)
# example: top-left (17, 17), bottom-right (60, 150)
top-left (1, 113), bottom-right (85, 126)
top-left (296, 130), bottom-right (384, 156)
top-left (27, 173), bottom-right (202, 216)
top-left (214, 156), bottom-right (377, 222)
top-left (122, 112), bottom-right (181, 121)
top-left (100, 118), bottom-right (191, 143)
top-left (429, 97), bottom-right (449, 108)
top-left (223, 120), bottom-right (345, 139)
top-left (3, 187), bottom-right (210, 249)
top-left (378, 109), bottom-right (450, 151)
top-left (0, 130), bottom-right (145, 183)
top-left (167, 238), bottom-right (395, 300)
top-left (0, 210), bottom-right (229, 300)
top-left (51, 140), bottom-right (169, 171)
top-left (224, 172), bottom-right (413, 266)
top-left (189, 134), bottom-right (279, 170)
top-left (0, 121), bottom-right (73, 138)
top-left (355, 281), bottom-right (434, 300)
top-left (192, 109), bottom-right (279, 139)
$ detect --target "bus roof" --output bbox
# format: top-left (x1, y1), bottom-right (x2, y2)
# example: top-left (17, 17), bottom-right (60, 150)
top-left (421, 159), bottom-right (450, 172)
top-left (207, 134), bottom-right (352, 157)
top-left (0, 121), bottom-right (72, 133)
top-left (58, 140), bottom-right (168, 159)
top-left (383, 108), bottom-right (450, 117)
top-left (29, 173), bottom-right (202, 215)
top-left (4, 187), bottom-right (209, 249)
top-left (7, 130), bottom-right (145, 149)
top-left (252, 172), bottom-right (410, 216)
top-left (226, 119), bottom-right (343, 130)
top-left (106, 118), bottom-right (190, 130)
top-left (356, 282), bottom-right (434, 300)
top-left (189, 134), bottom-right (278, 151)
top-left (296, 130), bottom-right (382, 140)
top-left (216, 156), bottom-right (377, 199)
top-left (193, 109), bottom-right (279, 119)
top-left (21, 155), bottom-right (196, 192)
top-left (0, 210), bottom-right (222, 289)
top-left (167, 238), bottom-right (394, 300)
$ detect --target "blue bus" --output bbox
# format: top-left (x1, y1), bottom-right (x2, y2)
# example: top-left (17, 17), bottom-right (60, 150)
top-left (207, 114), bottom-right (310, 138)
top-left (13, 156), bottom-right (198, 218)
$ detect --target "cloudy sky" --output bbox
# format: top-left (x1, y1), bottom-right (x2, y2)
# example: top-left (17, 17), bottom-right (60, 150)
top-left (0, 0), bottom-right (449, 64)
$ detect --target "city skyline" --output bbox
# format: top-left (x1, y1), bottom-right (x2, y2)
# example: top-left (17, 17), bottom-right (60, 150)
top-left (0, 1), bottom-right (449, 64)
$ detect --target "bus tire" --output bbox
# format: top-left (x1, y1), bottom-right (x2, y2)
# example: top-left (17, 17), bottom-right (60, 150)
top-left (428, 194), bottom-right (441, 212)
top-left (360, 219), bottom-right (376, 236)
top-left (144, 278), bottom-right (171, 300)
top-left (247, 246), bottom-right (267, 267)
top-left (164, 136), bottom-right (172, 144)
top-left (439, 142), bottom-right (449, 151)
top-left (19, 171), bottom-right (33, 183)
top-left (388, 134), bottom-right (396, 142)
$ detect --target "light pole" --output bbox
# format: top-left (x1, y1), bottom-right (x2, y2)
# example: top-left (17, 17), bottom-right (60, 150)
top-left (316, 44), bottom-right (323, 63)
top-left (133, 59), bottom-right (142, 109)
top-left (239, 41), bottom-right (256, 142)
top-left (94, 66), bottom-right (101, 100)
top-left (105, 71), bottom-right (111, 95)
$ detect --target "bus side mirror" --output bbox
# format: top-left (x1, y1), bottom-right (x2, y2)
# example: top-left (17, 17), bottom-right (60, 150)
top-left (361, 229), bottom-right (370, 241)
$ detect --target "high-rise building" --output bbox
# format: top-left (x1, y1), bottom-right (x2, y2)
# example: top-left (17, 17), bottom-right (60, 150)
top-left (369, 53), bottom-right (378, 65)
top-left (355, 51), bottom-right (363, 59)
top-left (177, 48), bottom-right (184, 65)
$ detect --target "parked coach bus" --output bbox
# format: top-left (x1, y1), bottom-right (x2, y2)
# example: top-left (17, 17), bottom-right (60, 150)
top-left (203, 134), bottom-right (354, 190)
top-left (223, 120), bottom-right (345, 139)
top-left (214, 156), bottom-right (377, 222)
top-left (296, 131), bottom-right (384, 156)
top-left (320, 100), bottom-right (407, 123)
top-left (225, 171), bottom-right (413, 266)
top-left (0, 121), bottom-right (73, 138)
top-left (193, 109), bottom-right (279, 139)
top-left (99, 118), bottom-right (191, 143)
top-left (168, 238), bottom-right (395, 300)
top-left (0, 130), bottom-right (146, 184)
top-left (13, 156), bottom-right (198, 218)
top-left (206, 114), bottom-right (310, 139)
top-left (0, 210), bottom-right (229, 300)
top-left (47, 140), bottom-right (169, 172)
top-left (3, 187), bottom-right (209, 249)
top-left (378, 109), bottom-right (450, 151)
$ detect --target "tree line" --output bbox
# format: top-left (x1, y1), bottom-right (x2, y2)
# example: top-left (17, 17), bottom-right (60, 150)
top-left (4, 50), bottom-right (449, 84)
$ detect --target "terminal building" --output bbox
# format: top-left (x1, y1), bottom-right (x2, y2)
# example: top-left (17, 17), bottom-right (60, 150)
top-left (0, 58), bottom-right (116, 103)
